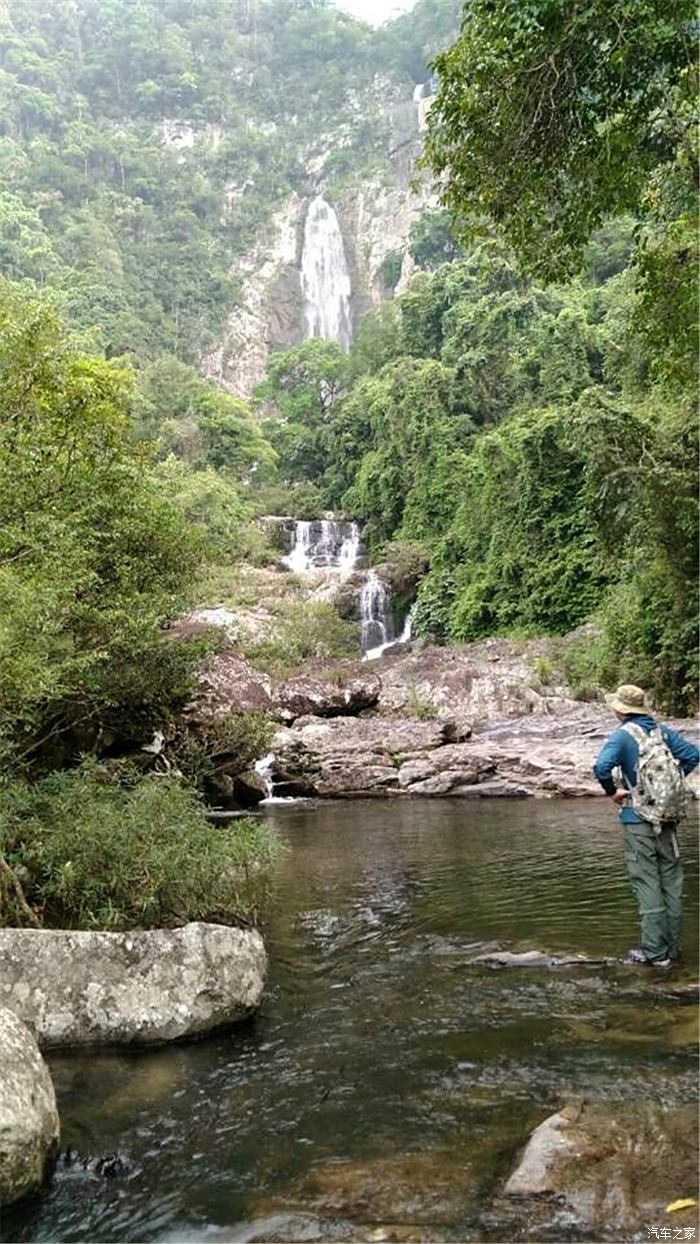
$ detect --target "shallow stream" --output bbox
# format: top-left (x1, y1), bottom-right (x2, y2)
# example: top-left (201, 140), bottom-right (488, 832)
top-left (6, 799), bottom-right (698, 1243)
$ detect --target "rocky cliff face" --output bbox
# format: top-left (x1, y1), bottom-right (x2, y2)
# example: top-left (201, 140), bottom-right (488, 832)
top-left (201, 104), bottom-right (436, 397)
top-left (203, 196), bottom-right (305, 397)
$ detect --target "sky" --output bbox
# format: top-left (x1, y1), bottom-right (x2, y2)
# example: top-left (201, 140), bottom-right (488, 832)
top-left (334, 0), bottom-right (416, 26)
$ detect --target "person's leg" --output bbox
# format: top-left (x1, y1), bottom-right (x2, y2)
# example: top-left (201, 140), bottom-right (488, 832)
top-left (623, 824), bottom-right (669, 962)
top-left (656, 828), bottom-right (683, 960)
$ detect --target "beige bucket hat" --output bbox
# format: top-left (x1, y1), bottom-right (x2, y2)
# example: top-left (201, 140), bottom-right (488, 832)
top-left (604, 683), bottom-right (647, 715)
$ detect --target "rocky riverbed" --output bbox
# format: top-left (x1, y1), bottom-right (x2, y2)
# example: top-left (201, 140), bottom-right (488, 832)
top-left (183, 632), bottom-right (698, 804)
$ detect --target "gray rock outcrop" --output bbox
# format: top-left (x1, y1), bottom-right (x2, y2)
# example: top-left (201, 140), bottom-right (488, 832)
top-left (186, 650), bottom-right (274, 724)
top-left (266, 710), bottom-right (604, 800)
top-left (274, 670), bottom-right (381, 722)
top-left (0, 923), bottom-right (266, 1048)
top-left (0, 1007), bottom-right (59, 1204)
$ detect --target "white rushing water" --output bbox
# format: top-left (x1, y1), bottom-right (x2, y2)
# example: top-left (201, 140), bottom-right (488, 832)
top-left (360, 569), bottom-right (394, 659)
top-left (282, 519), bottom-right (361, 578)
top-left (301, 195), bottom-right (352, 351)
top-left (363, 591), bottom-right (416, 661)
top-left (253, 754), bottom-right (275, 801)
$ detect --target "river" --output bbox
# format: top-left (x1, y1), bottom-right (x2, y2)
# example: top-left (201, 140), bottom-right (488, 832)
top-left (5, 799), bottom-right (698, 1243)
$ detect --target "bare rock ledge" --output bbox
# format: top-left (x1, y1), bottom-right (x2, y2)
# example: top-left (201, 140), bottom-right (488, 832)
top-left (0, 923), bottom-right (267, 1048)
top-left (0, 1006), bottom-right (59, 1205)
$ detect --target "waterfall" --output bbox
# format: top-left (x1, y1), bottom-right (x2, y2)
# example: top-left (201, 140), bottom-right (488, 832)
top-left (360, 570), bottom-right (394, 659)
top-left (413, 83), bottom-right (425, 102)
top-left (362, 585), bottom-right (416, 660)
top-left (396, 603), bottom-right (416, 645)
top-left (282, 519), bottom-right (361, 577)
top-left (282, 520), bottom-right (313, 574)
top-left (301, 195), bottom-right (352, 351)
top-left (338, 524), bottom-right (361, 578)
top-left (254, 754), bottom-right (275, 801)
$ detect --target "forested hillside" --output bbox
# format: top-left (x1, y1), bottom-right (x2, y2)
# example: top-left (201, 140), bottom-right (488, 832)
top-left (1, 0), bottom-right (454, 359)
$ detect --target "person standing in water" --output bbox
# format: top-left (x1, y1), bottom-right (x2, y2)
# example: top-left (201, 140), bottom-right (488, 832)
top-left (594, 684), bottom-right (698, 967)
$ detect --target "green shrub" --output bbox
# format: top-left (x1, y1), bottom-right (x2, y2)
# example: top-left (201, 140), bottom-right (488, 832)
top-left (376, 250), bottom-right (404, 293)
top-left (171, 712), bottom-right (275, 788)
top-left (247, 481), bottom-right (324, 520)
top-left (529, 654), bottom-right (555, 689)
top-left (0, 763), bottom-right (278, 931)
top-left (245, 602), bottom-right (358, 675)
top-left (406, 685), bottom-right (439, 720)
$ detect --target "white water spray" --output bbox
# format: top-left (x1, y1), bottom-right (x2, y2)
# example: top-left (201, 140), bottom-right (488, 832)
top-left (360, 570), bottom-right (394, 659)
top-left (301, 195), bottom-right (352, 351)
top-left (282, 519), bottom-right (361, 578)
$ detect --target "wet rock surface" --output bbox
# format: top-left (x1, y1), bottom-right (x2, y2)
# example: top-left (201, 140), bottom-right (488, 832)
top-left (0, 1007), bottom-right (59, 1205)
top-left (0, 923), bottom-right (267, 1047)
top-left (471, 950), bottom-right (610, 970)
top-left (499, 1101), bottom-right (699, 1239)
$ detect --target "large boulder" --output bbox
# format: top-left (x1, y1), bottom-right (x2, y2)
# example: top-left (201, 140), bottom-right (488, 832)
top-left (270, 715), bottom-right (450, 797)
top-left (274, 669), bottom-right (381, 722)
top-left (186, 649), bottom-right (273, 725)
top-left (0, 1007), bottom-right (59, 1205)
top-left (0, 923), bottom-right (266, 1048)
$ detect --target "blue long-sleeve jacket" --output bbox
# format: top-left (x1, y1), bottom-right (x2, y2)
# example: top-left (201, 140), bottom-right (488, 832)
top-left (594, 713), bottom-right (699, 823)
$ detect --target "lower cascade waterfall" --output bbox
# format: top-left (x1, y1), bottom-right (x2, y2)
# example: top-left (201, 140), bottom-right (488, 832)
top-left (253, 754), bottom-right (275, 800)
top-left (360, 570), bottom-right (394, 658)
top-left (361, 580), bottom-right (416, 660)
top-left (301, 195), bottom-right (352, 351)
top-left (282, 519), bottom-right (360, 577)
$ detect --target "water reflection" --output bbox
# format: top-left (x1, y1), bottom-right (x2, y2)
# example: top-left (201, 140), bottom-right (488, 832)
top-left (5, 799), bottom-right (698, 1243)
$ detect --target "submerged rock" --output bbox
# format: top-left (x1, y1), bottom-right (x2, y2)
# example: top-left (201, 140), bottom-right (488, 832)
top-left (504, 1107), bottom-right (579, 1196)
top-left (0, 1006), bottom-right (59, 1205)
top-left (472, 949), bottom-right (607, 970)
top-left (55, 1148), bottom-right (131, 1180)
top-left (0, 923), bottom-right (266, 1047)
top-left (501, 1101), bottom-right (699, 1237)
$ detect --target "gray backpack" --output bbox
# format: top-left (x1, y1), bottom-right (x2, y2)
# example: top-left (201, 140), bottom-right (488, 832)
top-left (622, 721), bottom-right (687, 827)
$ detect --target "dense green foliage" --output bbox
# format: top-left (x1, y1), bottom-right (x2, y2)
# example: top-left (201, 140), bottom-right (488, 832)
top-left (425, 0), bottom-right (696, 271)
top-left (0, 281), bottom-right (283, 928)
top-left (0, 763), bottom-right (276, 929)
top-left (0, 281), bottom-right (208, 773)
top-left (424, 0), bottom-right (698, 390)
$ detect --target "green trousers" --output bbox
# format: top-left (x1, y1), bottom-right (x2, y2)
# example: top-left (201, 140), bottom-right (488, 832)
top-left (623, 822), bottom-right (683, 962)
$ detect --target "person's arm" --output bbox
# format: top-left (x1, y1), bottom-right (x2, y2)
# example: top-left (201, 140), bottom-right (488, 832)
top-left (662, 727), bottom-right (699, 776)
top-left (593, 731), bottom-right (628, 804)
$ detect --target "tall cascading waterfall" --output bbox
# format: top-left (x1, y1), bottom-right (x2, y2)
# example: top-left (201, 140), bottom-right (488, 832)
top-left (282, 519), bottom-right (361, 578)
top-left (301, 195), bottom-right (352, 351)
